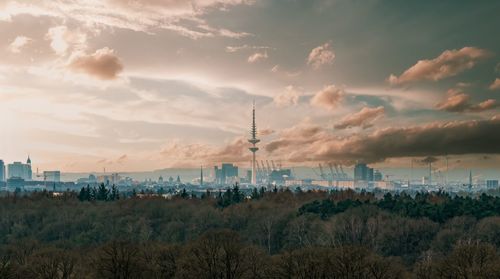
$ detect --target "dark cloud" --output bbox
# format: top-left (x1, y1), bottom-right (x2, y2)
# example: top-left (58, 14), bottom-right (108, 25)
top-left (266, 116), bottom-right (500, 164)
top-left (68, 47), bottom-right (124, 80)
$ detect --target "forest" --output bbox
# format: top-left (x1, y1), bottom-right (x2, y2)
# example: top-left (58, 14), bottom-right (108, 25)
top-left (1, 186), bottom-right (500, 278)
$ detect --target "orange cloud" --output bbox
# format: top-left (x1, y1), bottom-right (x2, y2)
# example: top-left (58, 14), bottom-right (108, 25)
top-left (307, 42), bottom-right (335, 69)
top-left (489, 78), bottom-right (500, 90)
top-left (68, 48), bottom-right (124, 80)
top-left (310, 85), bottom-right (344, 110)
top-left (436, 89), bottom-right (497, 113)
top-left (388, 47), bottom-right (491, 85)
top-left (334, 106), bottom-right (385, 129)
top-left (274, 85), bottom-right (300, 107)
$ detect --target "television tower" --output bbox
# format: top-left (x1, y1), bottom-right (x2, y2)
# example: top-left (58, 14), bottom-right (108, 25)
top-left (200, 165), bottom-right (204, 187)
top-left (248, 102), bottom-right (260, 185)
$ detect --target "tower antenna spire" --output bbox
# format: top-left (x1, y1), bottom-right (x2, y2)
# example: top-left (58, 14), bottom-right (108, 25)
top-left (248, 101), bottom-right (260, 185)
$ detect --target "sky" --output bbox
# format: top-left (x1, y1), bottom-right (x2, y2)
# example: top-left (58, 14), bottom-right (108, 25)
top-left (0, 0), bottom-right (499, 173)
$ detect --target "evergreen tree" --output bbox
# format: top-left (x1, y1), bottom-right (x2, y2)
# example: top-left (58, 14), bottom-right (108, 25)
top-left (259, 186), bottom-right (265, 197)
top-left (204, 189), bottom-right (211, 199)
top-left (180, 188), bottom-right (188, 199)
top-left (96, 183), bottom-right (109, 201)
top-left (157, 187), bottom-right (165, 195)
top-left (223, 187), bottom-right (233, 207)
top-left (78, 186), bottom-right (88, 201)
top-left (216, 189), bottom-right (223, 206)
top-left (90, 187), bottom-right (97, 201)
top-left (232, 183), bottom-right (242, 203)
top-left (251, 187), bottom-right (259, 200)
top-left (109, 184), bottom-right (119, 201)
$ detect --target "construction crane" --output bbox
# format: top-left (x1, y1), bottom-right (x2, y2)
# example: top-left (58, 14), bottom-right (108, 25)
top-left (334, 164), bottom-right (341, 178)
top-left (311, 167), bottom-right (322, 179)
top-left (328, 163), bottom-right (336, 180)
top-left (256, 161), bottom-right (262, 179)
top-left (266, 160), bottom-right (272, 173)
top-left (339, 165), bottom-right (347, 179)
top-left (318, 163), bottom-right (327, 180)
top-left (261, 160), bottom-right (268, 175)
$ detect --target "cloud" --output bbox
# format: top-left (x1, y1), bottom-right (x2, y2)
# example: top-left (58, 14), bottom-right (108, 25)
top-left (7, 36), bottom-right (32, 53)
top-left (68, 47), bottom-right (124, 80)
top-left (258, 128), bottom-right (274, 136)
top-left (160, 136), bottom-right (251, 166)
top-left (225, 45), bottom-right (271, 53)
top-left (265, 121), bottom-right (324, 153)
top-left (46, 26), bottom-right (87, 56)
top-left (274, 85), bottom-right (300, 107)
top-left (247, 51), bottom-right (268, 63)
top-left (1, 1), bottom-right (253, 39)
top-left (489, 78), bottom-right (500, 90)
top-left (388, 47), bottom-right (491, 85)
top-left (307, 42), bottom-right (335, 69)
top-left (310, 85), bottom-right (344, 110)
top-left (334, 106), bottom-right (385, 129)
top-left (116, 154), bottom-right (128, 164)
top-left (265, 116), bottom-right (500, 164)
top-left (436, 89), bottom-right (497, 113)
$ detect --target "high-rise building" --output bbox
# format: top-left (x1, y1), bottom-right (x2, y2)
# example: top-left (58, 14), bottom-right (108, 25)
top-left (248, 102), bottom-right (260, 184)
top-left (373, 170), bottom-right (383, 181)
top-left (214, 163), bottom-right (239, 185)
top-left (354, 163), bottom-right (374, 181)
top-left (8, 157), bottom-right (32, 181)
top-left (486, 180), bottom-right (499, 189)
top-left (200, 166), bottom-right (204, 187)
top-left (0, 160), bottom-right (5, 182)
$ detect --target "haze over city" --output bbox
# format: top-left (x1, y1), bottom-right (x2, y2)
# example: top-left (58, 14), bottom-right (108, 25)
top-left (1, 0), bottom-right (499, 175)
top-left (4, 2), bottom-right (500, 278)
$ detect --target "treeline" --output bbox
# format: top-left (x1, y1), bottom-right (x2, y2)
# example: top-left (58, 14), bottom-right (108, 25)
top-left (1, 188), bottom-right (500, 278)
top-left (299, 191), bottom-right (500, 222)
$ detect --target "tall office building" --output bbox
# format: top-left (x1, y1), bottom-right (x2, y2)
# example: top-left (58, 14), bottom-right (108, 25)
top-left (8, 156), bottom-right (32, 181)
top-left (214, 163), bottom-right (239, 185)
top-left (354, 163), bottom-right (374, 181)
top-left (0, 160), bottom-right (5, 182)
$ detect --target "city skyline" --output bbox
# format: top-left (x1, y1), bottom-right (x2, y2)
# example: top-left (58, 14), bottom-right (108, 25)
top-left (1, 0), bottom-right (500, 172)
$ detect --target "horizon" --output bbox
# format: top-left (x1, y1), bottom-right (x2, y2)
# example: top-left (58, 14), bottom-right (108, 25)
top-left (1, 0), bottom-right (500, 173)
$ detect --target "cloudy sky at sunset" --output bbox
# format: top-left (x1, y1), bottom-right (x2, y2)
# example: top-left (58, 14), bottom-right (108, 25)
top-left (1, 0), bottom-right (499, 172)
